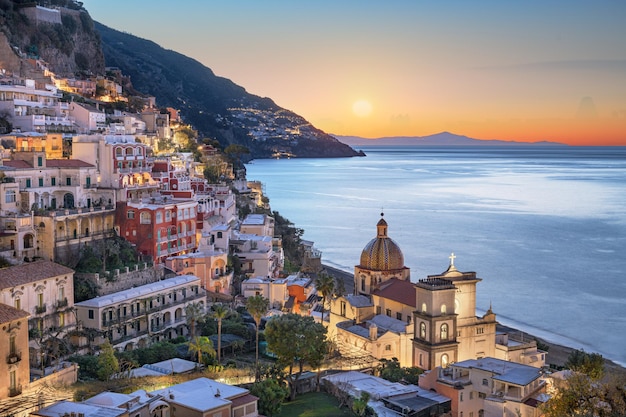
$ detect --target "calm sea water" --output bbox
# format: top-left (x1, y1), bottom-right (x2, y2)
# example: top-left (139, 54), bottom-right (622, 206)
top-left (245, 146), bottom-right (626, 367)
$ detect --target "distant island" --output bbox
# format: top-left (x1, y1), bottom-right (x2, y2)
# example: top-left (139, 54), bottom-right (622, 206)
top-left (334, 131), bottom-right (567, 147)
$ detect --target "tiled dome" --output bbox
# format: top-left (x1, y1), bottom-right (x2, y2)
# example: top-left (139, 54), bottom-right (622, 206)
top-left (359, 215), bottom-right (405, 271)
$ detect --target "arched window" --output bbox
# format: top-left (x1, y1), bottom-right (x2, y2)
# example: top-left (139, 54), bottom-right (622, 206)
top-left (115, 147), bottom-right (122, 156)
top-left (420, 322), bottom-right (426, 339)
top-left (441, 353), bottom-right (449, 368)
top-left (361, 277), bottom-right (366, 292)
top-left (441, 304), bottom-right (447, 315)
top-left (421, 302), bottom-right (427, 313)
top-left (125, 147), bottom-right (133, 155)
top-left (440, 323), bottom-right (448, 340)
top-left (140, 212), bottom-right (151, 224)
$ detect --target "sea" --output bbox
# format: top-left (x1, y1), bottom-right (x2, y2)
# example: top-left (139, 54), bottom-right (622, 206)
top-left (245, 146), bottom-right (626, 367)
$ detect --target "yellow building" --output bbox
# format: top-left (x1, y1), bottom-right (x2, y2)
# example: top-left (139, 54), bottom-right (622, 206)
top-left (330, 214), bottom-right (497, 370)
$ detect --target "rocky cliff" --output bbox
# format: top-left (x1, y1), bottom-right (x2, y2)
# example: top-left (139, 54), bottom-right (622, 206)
top-left (0, 1), bottom-right (104, 76)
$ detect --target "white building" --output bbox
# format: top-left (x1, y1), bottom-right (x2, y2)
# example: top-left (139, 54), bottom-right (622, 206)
top-left (74, 275), bottom-right (205, 350)
top-left (420, 357), bottom-right (548, 417)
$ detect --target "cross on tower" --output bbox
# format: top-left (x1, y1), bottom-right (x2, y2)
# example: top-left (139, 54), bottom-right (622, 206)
top-left (449, 252), bottom-right (456, 267)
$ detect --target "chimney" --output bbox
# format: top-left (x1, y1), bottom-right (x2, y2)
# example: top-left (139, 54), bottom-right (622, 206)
top-left (369, 323), bottom-right (378, 341)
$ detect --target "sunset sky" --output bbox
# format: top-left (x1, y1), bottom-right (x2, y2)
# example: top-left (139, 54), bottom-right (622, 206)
top-left (82, 1), bottom-right (626, 145)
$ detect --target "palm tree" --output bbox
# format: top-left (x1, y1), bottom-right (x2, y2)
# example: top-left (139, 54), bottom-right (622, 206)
top-left (185, 302), bottom-right (205, 338)
top-left (246, 294), bottom-right (269, 380)
top-left (211, 303), bottom-right (229, 363)
top-left (188, 336), bottom-right (215, 366)
top-left (314, 272), bottom-right (335, 324)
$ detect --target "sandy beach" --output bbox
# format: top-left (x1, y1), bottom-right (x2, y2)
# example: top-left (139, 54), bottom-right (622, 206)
top-left (321, 264), bottom-right (626, 377)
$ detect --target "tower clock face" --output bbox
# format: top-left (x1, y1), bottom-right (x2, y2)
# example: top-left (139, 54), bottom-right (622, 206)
top-left (455, 298), bottom-right (460, 314)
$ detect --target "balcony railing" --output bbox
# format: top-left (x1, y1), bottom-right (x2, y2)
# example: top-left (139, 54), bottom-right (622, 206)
top-left (55, 298), bottom-right (68, 310)
top-left (8, 385), bottom-right (22, 397)
top-left (6, 352), bottom-right (21, 364)
top-left (35, 304), bottom-right (47, 314)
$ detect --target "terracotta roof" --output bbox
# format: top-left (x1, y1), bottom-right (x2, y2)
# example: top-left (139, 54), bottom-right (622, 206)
top-left (0, 303), bottom-right (30, 323)
top-left (2, 160), bottom-right (32, 168)
top-left (229, 393), bottom-right (258, 408)
top-left (0, 260), bottom-right (74, 289)
top-left (46, 159), bottom-right (94, 168)
top-left (372, 278), bottom-right (417, 307)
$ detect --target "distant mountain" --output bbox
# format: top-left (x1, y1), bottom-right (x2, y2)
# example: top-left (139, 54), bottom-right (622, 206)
top-left (94, 22), bottom-right (360, 160)
top-left (335, 132), bottom-right (566, 147)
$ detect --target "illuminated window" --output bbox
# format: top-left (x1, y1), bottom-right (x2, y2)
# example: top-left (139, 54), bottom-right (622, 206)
top-left (441, 354), bottom-right (449, 368)
top-left (421, 302), bottom-right (427, 313)
top-left (441, 304), bottom-right (447, 315)
top-left (440, 323), bottom-right (448, 340)
top-left (420, 322), bottom-right (426, 339)
top-left (140, 212), bottom-right (151, 224)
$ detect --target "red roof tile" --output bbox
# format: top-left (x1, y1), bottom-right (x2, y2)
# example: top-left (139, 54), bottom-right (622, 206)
top-left (372, 278), bottom-right (417, 307)
top-left (46, 159), bottom-right (94, 168)
top-left (0, 303), bottom-right (30, 323)
top-left (0, 260), bottom-right (74, 289)
top-left (3, 160), bottom-right (32, 168)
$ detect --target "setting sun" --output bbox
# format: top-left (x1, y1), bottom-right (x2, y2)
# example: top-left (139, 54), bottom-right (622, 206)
top-left (352, 100), bottom-right (373, 118)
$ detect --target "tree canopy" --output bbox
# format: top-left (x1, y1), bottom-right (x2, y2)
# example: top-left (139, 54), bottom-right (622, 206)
top-left (264, 313), bottom-right (328, 400)
top-left (565, 349), bottom-right (605, 380)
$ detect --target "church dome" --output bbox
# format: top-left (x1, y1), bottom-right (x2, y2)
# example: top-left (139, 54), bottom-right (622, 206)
top-left (359, 214), bottom-right (405, 271)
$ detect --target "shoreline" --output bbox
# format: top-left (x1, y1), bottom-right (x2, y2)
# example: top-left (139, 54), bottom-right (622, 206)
top-left (320, 264), bottom-right (626, 376)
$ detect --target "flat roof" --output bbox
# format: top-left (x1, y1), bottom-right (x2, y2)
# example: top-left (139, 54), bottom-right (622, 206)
top-left (151, 377), bottom-right (249, 412)
top-left (75, 275), bottom-right (199, 308)
top-left (455, 358), bottom-right (541, 386)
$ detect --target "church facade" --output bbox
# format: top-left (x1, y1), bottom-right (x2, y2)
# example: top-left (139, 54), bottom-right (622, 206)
top-left (329, 214), bottom-right (497, 370)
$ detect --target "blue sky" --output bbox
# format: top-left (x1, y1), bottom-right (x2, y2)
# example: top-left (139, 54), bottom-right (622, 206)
top-left (82, 1), bottom-right (626, 144)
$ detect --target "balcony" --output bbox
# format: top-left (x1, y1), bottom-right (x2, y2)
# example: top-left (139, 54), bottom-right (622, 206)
top-left (55, 298), bottom-right (69, 310)
top-left (35, 304), bottom-right (47, 314)
top-left (8, 385), bottom-right (22, 397)
top-left (6, 352), bottom-right (21, 364)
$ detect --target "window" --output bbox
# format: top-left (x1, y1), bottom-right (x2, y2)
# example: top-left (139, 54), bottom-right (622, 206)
top-left (421, 302), bottom-right (427, 313)
top-left (128, 210), bottom-right (135, 219)
top-left (340, 301), bottom-right (346, 317)
top-left (37, 156), bottom-right (43, 166)
top-left (116, 148), bottom-right (122, 156)
top-left (385, 344), bottom-right (391, 351)
top-left (361, 278), bottom-right (365, 292)
top-left (406, 316), bottom-right (412, 324)
top-left (156, 211), bottom-right (163, 223)
top-left (440, 323), bottom-right (449, 340)
top-left (58, 286), bottom-right (65, 301)
top-left (441, 353), bottom-right (449, 368)
top-left (460, 392), bottom-right (463, 402)
top-left (476, 327), bottom-right (484, 335)
top-left (165, 210), bottom-right (171, 221)
top-left (66, 177), bottom-right (71, 186)
top-left (14, 298), bottom-right (20, 310)
top-left (441, 304), bottom-right (447, 315)
top-left (482, 378), bottom-right (489, 386)
top-left (376, 306), bottom-right (381, 315)
top-left (420, 322), bottom-right (426, 339)
top-left (386, 309), bottom-right (391, 317)
top-left (9, 370), bottom-right (16, 389)
top-left (51, 177), bottom-right (56, 186)
top-left (86, 177), bottom-right (91, 187)
top-left (88, 309), bottom-right (94, 319)
top-left (396, 312), bottom-right (402, 320)
top-left (59, 312), bottom-right (65, 327)
top-left (217, 231), bottom-right (223, 238)
top-left (140, 212), bottom-right (151, 224)
top-left (37, 293), bottom-right (44, 308)
top-left (26, 178), bottom-right (31, 188)
top-left (470, 391), bottom-right (474, 400)
top-left (38, 177), bottom-right (43, 186)
top-left (9, 334), bottom-right (16, 355)
top-left (6, 190), bottom-right (16, 203)
top-left (419, 353), bottom-right (423, 366)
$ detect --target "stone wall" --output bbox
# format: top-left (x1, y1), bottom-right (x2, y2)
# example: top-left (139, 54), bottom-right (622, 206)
top-left (76, 264), bottom-right (165, 296)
